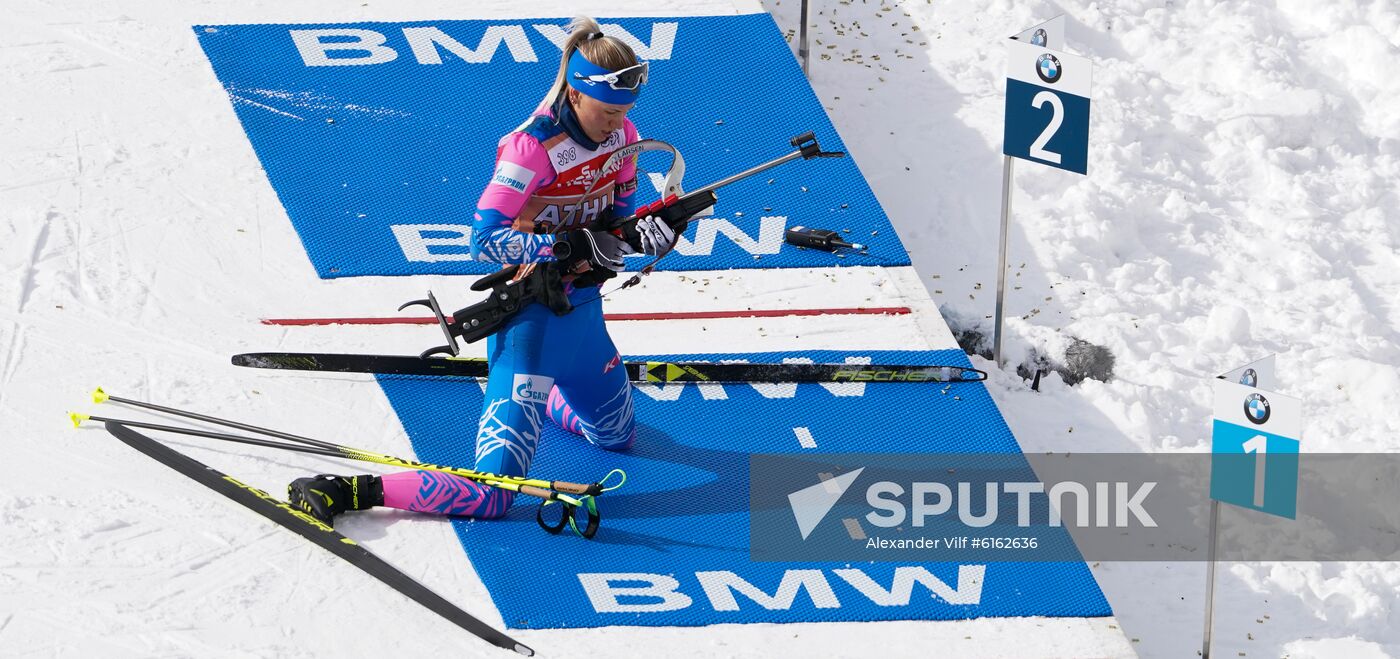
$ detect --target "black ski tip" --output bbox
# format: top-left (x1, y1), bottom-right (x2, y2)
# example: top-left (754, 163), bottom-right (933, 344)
top-left (419, 345), bottom-right (456, 359)
top-left (397, 298), bottom-right (432, 312)
top-left (514, 642), bottom-right (535, 656)
top-left (231, 353), bottom-right (281, 368)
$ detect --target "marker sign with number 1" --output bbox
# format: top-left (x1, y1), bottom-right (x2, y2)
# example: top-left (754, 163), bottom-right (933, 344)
top-left (1210, 379), bottom-right (1302, 519)
top-left (1004, 39), bottom-right (1092, 175)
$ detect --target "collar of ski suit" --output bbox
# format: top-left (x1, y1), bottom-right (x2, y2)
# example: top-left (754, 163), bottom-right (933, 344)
top-left (553, 96), bottom-right (602, 151)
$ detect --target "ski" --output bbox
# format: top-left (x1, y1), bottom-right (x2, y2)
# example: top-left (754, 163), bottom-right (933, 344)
top-left (232, 352), bottom-right (987, 383)
top-left (83, 403), bottom-right (613, 539)
top-left (104, 421), bottom-right (534, 656)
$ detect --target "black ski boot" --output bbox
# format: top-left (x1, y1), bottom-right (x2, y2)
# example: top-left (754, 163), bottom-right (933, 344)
top-left (288, 474), bottom-right (384, 526)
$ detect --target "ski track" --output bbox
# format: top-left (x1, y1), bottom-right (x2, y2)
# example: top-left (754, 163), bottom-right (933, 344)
top-left (0, 176), bottom-right (74, 193)
top-left (0, 326), bottom-right (26, 411)
top-left (228, 94), bottom-right (306, 121)
top-left (16, 211), bottom-right (55, 314)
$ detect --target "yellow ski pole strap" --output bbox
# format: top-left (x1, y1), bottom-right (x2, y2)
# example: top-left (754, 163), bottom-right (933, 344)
top-left (598, 469), bottom-right (627, 493)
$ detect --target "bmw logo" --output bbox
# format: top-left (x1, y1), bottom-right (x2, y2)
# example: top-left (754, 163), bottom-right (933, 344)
top-left (1036, 53), bottom-right (1062, 83)
top-left (1032, 28), bottom-right (1048, 46)
top-left (1240, 368), bottom-right (1258, 387)
top-left (1243, 393), bottom-right (1271, 425)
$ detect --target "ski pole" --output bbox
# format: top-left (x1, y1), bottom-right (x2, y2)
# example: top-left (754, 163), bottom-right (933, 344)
top-left (70, 411), bottom-right (593, 506)
top-left (91, 416), bottom-right (601, 540)
top-left (103, 421), bottom-right (537, 655)
top-left (89, 388), bottom-right (623, 498)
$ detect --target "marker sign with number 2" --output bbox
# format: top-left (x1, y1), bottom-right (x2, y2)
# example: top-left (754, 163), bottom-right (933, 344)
top-left (1004, 39), bottom-right (1092, 175)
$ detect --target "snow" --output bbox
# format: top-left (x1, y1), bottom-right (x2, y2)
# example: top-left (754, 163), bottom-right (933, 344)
top-left (2, 0), bottom-right (1397, 656)
top-left (762, 0), bottom-right (1400, 656)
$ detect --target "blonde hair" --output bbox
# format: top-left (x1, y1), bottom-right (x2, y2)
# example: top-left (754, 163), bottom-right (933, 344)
top-left (540, 16), bottom-right (641, 110)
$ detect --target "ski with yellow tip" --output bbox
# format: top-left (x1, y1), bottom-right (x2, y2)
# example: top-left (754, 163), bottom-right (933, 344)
top-left (231, 351), bottom-right (988, 383)
top-left (103, 421), bottom-right (534, 656)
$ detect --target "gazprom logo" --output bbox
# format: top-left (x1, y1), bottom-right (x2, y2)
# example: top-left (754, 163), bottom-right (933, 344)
top-left (491, 161), bottom-right (535, 194)
top-left (512, 374), bottom-right (553, 405)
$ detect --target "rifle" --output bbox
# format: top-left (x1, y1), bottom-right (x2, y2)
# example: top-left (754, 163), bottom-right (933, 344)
top-left (403, 132), bottom-right (845, 358)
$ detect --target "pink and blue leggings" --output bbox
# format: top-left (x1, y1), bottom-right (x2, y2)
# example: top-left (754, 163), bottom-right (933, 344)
top-left (381, 287), bottom-right (635, 519)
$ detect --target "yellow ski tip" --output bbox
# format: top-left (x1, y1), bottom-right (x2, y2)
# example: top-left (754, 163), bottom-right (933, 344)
top-left (92, 387), bottom-right (109, 404)
top-left (69, 412), bottom-right (90, 428)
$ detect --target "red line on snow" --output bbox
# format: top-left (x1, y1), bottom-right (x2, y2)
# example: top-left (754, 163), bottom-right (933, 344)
top-left (261, 306), bottom-right (911, 326)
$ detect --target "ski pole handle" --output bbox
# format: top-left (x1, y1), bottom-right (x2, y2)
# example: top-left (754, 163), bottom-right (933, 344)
top-left (549, 480), bottom-right (602, 496)
top-left (519, 484), bottom-right (556, 499)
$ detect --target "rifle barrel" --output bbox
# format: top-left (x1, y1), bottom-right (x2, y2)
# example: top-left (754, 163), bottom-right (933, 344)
top-left (687, 150), bottom-right (805, 199)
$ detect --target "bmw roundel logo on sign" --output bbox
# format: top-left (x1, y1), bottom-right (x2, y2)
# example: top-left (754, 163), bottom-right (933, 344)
top-left (1243, 393), bottom-right (1271, 425)
top-left (1240, 368), bottom-right (1258, 387)
top-left (1036, 53), bottom-right (1062, 84)
top-left (1031, 28), bottom-right (1048, 46)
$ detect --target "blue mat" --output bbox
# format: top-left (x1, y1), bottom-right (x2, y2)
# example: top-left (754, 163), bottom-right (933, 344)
top-left (378, 350), bottom-right (1111, 629)
top-left (194, 15), bottom-right (907, 278)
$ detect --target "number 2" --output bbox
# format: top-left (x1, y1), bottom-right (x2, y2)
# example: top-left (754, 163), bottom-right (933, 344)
top-left (1030, 90), bottom-right (1064, 164)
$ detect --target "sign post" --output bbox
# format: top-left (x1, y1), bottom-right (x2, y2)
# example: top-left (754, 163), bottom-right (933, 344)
top-left (798, 0), bottom-right (811, 76)
top-left (1202, 371), bottom-right (1301, 658)
top-left (996, 16), bottom-right (1092, 366)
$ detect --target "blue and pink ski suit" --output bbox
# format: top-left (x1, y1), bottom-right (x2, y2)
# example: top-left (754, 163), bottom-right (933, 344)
top-left (379, 100), bottom-right (641, 518)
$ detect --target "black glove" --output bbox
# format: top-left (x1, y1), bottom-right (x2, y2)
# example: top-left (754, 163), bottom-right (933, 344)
top-left (526, 262), bottom-right (574, 315)
top-left (552, 229), bottom-right (628, 282)
top-left (552, 229), bottom-right (627, 273)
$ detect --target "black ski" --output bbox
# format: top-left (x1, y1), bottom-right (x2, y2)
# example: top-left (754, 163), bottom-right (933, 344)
top-left (232, 352), bottom-right (986, 383)
top-left (104, 422), bottom-right (533, 656)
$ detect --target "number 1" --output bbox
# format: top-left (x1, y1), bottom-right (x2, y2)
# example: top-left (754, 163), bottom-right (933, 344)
top-left (1243, 435), bottom-right (1267, 507)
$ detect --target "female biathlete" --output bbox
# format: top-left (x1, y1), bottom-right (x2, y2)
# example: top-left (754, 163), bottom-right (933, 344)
top-left (287, 17), bottom-right (677, 524)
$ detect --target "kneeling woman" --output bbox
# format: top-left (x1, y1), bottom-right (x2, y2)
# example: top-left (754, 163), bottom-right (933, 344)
top-left (288, 16), bottom-right (676, 524)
